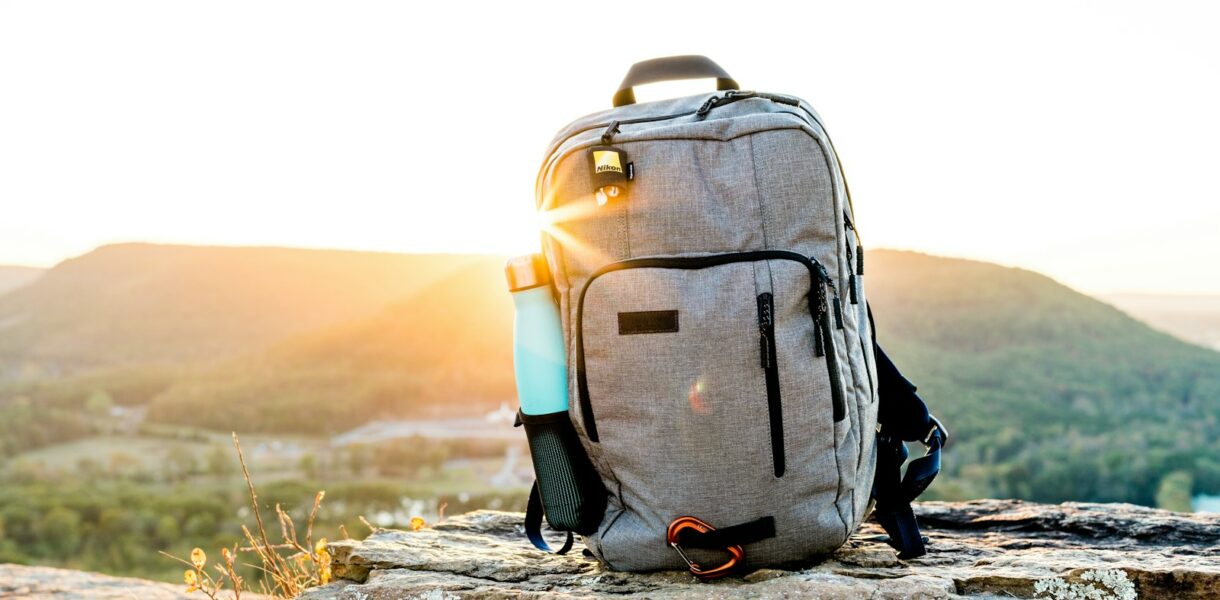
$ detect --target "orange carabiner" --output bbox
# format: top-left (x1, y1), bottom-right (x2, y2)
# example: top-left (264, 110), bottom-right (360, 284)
top-left (666, 516), bottom-right (745, 579)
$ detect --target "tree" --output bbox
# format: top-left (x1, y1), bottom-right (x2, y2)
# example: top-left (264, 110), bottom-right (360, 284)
top-left (1155, 470), bottom-right (1194, 512)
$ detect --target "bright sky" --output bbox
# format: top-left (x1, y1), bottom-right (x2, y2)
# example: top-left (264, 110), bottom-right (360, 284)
top-left (2, 1), bottom-right (1218, 294)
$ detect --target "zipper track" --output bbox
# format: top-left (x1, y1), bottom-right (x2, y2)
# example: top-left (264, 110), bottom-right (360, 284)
top-left (538, 94), bottom-right (817, 202)
top-left (574, 250), bottom-right (846, 444)
top-left (757, 292), bottom-right (784, 477)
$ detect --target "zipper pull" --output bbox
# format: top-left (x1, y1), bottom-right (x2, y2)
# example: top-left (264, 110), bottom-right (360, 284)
top-left (844, 212), bottom-right (864, 275)
top-left (696, 91), bottom-right (758, 120)
top-left (832, 290), bottom-right (844, 329)
top-left (757, 293), bottom-right (774, 368)
top-left (849, 273), bottom-right (859, 305)
top-left (759, 92), bottom-right (800, 106)
top-left (601, 121), bottom-right (620, 145)
top-left (695, 95), bottom-right (721, 120)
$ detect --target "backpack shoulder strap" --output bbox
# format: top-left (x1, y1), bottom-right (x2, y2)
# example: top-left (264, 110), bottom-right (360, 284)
top-left (868, 305), bottom-right (948, 559)
top-left (525, 480), bottom-right (574, 554)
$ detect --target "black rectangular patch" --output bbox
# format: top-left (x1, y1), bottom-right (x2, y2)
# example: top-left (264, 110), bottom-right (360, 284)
top-left (617, 310), bottom-right (679, 335)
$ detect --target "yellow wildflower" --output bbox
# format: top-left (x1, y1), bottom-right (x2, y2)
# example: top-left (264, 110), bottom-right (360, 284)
top-left (316, 542), bottom-right (333, 585)
top-left (184, 569), bottom-right (199, 593)
top-left (190, 547), bottom-right (206, 569)
top-left (409, 516), bottom-right (425, 531)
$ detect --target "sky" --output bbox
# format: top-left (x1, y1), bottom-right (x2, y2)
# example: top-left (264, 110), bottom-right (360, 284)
top-left (2, 1), bottom-right (1219, 294)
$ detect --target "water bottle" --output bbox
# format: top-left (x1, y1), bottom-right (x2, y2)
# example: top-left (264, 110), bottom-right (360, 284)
top-left (506, 254), bottom-right (605, 536)
top-left (506, 254), bottom-right (568, 415)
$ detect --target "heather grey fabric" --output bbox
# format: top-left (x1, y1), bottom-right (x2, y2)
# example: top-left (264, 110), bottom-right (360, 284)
top-left (536, 91), bottom-right (878, 571)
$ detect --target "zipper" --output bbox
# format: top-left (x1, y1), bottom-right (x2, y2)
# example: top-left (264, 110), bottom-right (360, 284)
top-left (844, 212), bottom-right (864, 276)
top-left (813, 262), bottom-right (847, 423)
top-left (844, 213), bottom-right (862, 305)
top-left (757, 292), bottom-right (785, 476)
top-left (540, 94), bottom-right (806, 185)
top-left (575, 250), bottom-right (846, 442)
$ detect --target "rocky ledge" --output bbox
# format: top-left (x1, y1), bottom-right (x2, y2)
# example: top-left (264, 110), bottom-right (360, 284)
top-left (301, 500), bottom-right (1220, 600)
top-left (0, 564), bottom-right (203, 599)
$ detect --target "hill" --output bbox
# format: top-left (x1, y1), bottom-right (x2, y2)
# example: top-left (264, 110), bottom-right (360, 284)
top-left (0, 244), bottom-right (498, 379)
top-left (144, 256), bottom-right (513, 433)
top-left (866, 250), bottom-right (1220, 506)
top-left (0, 265), bottom-right (43, 297)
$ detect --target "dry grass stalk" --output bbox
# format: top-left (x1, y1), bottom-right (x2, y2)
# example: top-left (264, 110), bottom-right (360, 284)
top-left (164, 433), bottom-right (332, 599)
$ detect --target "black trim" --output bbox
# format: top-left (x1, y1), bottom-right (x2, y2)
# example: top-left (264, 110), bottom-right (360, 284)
top-left (575, 250), bottom-right (846, 442)
top-left (757, 293), bottom-right (784, 477)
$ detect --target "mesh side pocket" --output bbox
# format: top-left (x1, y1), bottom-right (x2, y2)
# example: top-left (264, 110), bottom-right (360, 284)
top-left (521, 410), bottom-right (606, 534)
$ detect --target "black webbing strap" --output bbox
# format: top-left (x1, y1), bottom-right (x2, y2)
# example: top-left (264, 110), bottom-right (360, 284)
top-left (525, 480), bottom-right (574, 554)
top-left (675, 516), bottom-right (776, 549)
top-left (872, 426), bottom-right (944, 559)
top-left (868, 304), bottom-right (946, 559)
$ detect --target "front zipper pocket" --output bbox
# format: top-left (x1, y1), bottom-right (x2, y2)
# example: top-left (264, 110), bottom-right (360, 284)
top-left (757, 292), bottom-right (784, 476)
top-left (574, 251), bottom-right (847, 465)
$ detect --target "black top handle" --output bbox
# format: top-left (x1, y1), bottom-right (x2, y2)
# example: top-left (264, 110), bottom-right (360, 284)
top-left (612, 55), bottom-right (740, 108)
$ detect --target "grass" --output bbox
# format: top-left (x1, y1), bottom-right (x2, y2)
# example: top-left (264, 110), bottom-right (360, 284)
top-left (162, 434), bottom-right (335, 599)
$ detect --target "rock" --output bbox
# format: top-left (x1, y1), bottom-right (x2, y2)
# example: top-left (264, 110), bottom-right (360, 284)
top-left (301, 500), bottom-right (1220, 599)
top-left (0, 564), bottom-right (203, 599)
top-left (0, 564), bottom-right (272, 599)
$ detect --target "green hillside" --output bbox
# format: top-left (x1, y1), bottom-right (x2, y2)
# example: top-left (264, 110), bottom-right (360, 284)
top-left (0, 244), bottom-right (494, 378)
top-left (0, 265), bottom-right (43, 297)
top-left (867, 250), bottom-right (1220, 506)
top-left (144, 257), bottom-right (513, 434)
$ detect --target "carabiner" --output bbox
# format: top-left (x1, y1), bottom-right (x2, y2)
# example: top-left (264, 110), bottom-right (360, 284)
top-left (666, 516), bottom-right (745, 579)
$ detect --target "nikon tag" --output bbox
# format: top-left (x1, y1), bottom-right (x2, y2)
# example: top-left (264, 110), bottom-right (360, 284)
top-left (587, 146), bottom-right (630, 206)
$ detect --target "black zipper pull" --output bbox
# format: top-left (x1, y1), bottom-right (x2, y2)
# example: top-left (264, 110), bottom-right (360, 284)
top-left (849, 273), bottom-right (859, 305)
top-left (857, 250), bottom-right (864, 275)
top-left (757, 293), bottom-right (774, 368)
top-left (696, 91), bottom-right (758, 120)
top-left (695, 95), bottom-right (721, 120)
top-left (601, 121), bottom-right (620, 145)
top-left (832, 290), bottom-right (844, 329)
top-left (758, 92), bottom-right (800, 106)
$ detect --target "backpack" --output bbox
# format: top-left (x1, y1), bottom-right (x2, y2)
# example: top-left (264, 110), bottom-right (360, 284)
top-left (523, 55), bottom-right (947, 575)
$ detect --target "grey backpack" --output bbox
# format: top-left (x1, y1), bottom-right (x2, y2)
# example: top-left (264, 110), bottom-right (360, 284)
top-left (526, 55), bottom-right (946, 575)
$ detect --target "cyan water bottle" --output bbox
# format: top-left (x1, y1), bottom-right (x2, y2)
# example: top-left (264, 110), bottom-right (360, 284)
top-left (507, 254), bottom-right (569, 415)
top-left (506, 254), bottom-right (605, 537)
